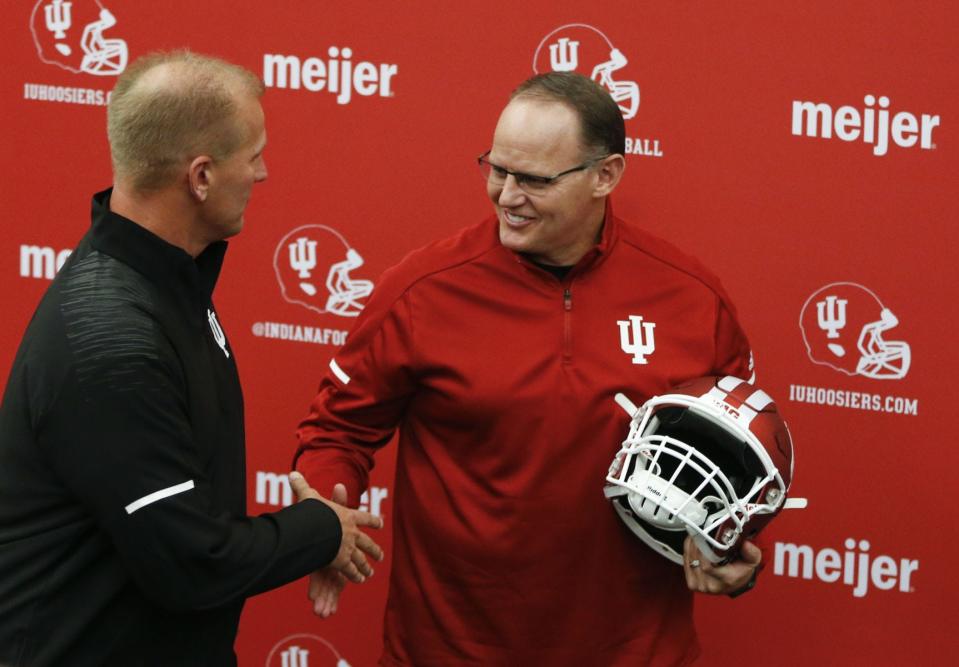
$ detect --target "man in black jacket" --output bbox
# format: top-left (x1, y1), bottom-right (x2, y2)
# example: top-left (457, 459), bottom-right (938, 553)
top-left (0, 51), bottom-right (383, 666)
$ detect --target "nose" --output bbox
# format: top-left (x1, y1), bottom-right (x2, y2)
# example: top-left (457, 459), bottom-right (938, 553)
top-left (255, 157), bottom-right (268, 183)
top-left (496, 174), bottom-right (526, 207)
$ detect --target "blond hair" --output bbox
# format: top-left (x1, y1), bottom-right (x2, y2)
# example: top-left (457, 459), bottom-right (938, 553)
top-left (107, 50), bottom-right (264, 190)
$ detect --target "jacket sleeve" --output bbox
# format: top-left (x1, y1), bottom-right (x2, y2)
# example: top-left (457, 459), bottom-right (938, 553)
top-left (712, 296), bottom-right (754, 381)
top-left (33, 334), bottom-right (342, 613)
top-left (294, 282), bottom-right (417, 506)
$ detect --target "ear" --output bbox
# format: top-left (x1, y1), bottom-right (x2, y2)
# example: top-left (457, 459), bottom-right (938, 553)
top-left (592, 154), bottom-right (626, 198)
top-left (188, 155), bottom-right (214, 202)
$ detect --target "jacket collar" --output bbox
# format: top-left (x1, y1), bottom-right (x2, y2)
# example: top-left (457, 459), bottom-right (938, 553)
top-left (88, 188), bottom-right (227, 322)
top-left (504, 197), bottom-right (620, 282)
top-left (573, 197), bottom-right (619, 274)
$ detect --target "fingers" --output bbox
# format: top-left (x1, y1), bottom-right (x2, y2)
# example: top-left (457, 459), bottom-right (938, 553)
top-left (320, 572), bottom-right (344, 617)
top-left (331, 482), bottom-right (348, 505)
top-left (683, 535), bottom-right (701, 590)
top-left (332, 529), bottom-right (383, 583)
top-left (308, 569), bottom-right (346, 618)
top-left (684, 535), bottom-right (760, 595)
top-left (357, 531), bottom-right (385, 562)
top-left (344, 533), bottom-right (382, 579)
top-left (288, 471), bottom-right (320, 502)
top-left (351, 548), bottom-right (374, 579)
top-left (351, 508), bottom-right (384, 530)
top-left (739, 540), bottom-right (762, 567)
top-left (317, 582), bottom-right (337, 618)
top-left (683, 535), bottom-right (725, 594)
top-left (308, 570), bottom-right (323, 601)
top-left (338, 559), bottom-right (366, 584)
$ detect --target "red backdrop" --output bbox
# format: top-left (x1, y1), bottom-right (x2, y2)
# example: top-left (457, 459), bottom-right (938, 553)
top-left (3, 1), bottom-right (956, 665)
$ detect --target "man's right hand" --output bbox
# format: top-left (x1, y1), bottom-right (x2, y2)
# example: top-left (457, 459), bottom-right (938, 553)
top-left (288, 472), bottom-right (384, 586)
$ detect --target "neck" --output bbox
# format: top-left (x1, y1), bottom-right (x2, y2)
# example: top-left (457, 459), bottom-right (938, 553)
top-left (539, 201), bottom-right (607, 266)
top-left (110, 182), bottom-right (206, 257)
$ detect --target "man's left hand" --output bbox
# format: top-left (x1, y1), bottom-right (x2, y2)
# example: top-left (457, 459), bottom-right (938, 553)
top-left (683, 535), bottom-right (761, 596)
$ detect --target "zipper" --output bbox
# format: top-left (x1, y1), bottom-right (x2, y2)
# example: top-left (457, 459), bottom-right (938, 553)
top-left (563, 287), bottom-right (572, 363)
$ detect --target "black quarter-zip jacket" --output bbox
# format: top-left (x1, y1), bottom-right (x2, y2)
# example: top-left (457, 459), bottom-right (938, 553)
top-left (0, 190), bottom-right (341, 666)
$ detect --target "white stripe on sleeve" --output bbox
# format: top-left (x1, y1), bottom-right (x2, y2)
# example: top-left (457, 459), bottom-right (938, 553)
top-left (125, 480), bottom-right (195, 515)
top-left (329, 358), bottom-right (351, 385)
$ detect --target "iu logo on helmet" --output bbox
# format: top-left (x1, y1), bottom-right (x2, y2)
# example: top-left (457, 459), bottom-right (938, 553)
top-left (265, 633), bottom-right (351, 667)
top-left (799, 282), bottom-right (911, 380)
top-left (274, 225), bottom-right (374, 318)
top-left (30, 0), bottom-right (128, 76)
top-left (532, 23), bottom-right (640, 119)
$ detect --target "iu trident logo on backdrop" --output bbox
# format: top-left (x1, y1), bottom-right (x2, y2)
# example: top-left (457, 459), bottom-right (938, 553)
top-left (799, 282), bottom-right (911, 380)
top-left (273, 225), bottom-right (374, 318)
top-left (618, 315), bottom-right (656, 364)
top-left (30, 0), bottom-right (128, 75)
top-left (533, 23), bottom-right (640, 120)
top-left (265, 634), bottom-right (352, 667)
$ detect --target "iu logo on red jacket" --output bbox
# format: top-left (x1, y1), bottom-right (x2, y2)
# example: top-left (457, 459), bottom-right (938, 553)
top-left (617, 314), bottom-right (656, 364)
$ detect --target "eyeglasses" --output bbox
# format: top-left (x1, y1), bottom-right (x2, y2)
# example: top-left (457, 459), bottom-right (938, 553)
top-left (477, 150), bottom-right (608, 195)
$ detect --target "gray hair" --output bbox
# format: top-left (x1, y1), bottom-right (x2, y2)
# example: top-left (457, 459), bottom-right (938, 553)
top-left (107, 50), bottom-right (264, 190)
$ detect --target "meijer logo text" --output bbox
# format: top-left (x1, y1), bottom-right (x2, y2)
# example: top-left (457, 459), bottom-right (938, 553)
top-left (791, 95), bottom-right (939, 156)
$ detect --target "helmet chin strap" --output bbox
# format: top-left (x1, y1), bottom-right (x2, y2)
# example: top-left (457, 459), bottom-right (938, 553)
top-left (614, 391), bottom-right (639, 416)
top-left (625, 470), bottom-right (708, 528)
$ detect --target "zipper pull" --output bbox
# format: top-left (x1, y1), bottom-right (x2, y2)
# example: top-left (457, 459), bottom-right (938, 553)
top-left (564, 288), bottom-right (572, 311)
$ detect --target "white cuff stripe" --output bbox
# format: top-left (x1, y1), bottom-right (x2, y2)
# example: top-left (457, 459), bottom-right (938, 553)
top-left (329, 358), bottom-right (351, 385)
top-left (125, 480), bottom-right (195, 515)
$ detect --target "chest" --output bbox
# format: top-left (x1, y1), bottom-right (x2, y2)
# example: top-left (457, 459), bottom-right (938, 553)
top-left (409, 263), bottom-right (722, 429)
top-left (167, 308), bottom-right (245, 496)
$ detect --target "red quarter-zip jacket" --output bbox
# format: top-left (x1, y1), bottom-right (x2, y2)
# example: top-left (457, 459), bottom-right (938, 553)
top-left (296, 205), bottom-right (752, 666)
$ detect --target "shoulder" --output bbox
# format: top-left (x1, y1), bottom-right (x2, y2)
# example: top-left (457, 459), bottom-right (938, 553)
top-left (55, 251), bottom-right (179, 392)
top-left (58, 249), bottom-right (162, 333)
top-left (371, 217), bottom-right (500, 305)
top-left (11, 249), bottom-right (180, 423)
top-left (613, 215), bottom-right (737, 305)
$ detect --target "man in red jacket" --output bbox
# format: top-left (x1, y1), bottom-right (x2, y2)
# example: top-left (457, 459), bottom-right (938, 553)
top-left (295, 72), bottom-right (760, 666)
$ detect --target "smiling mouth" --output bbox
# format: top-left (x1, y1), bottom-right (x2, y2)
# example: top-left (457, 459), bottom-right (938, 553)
top-left (503, 210), bottom-right (534, 226)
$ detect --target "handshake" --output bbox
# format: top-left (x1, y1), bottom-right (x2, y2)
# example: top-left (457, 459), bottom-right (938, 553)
top-left (289, 472), bottom-right (385, 618)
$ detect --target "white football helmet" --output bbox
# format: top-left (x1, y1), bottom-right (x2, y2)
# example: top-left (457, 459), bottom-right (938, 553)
top-left (604, 376), bottom-right (804, 565)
